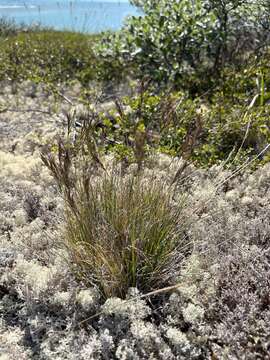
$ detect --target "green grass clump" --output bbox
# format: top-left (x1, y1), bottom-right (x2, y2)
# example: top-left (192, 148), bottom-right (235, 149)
top-left (41, 130), bottom-right (188, 299)
top-left (66, 173), bottom-right (187, 299)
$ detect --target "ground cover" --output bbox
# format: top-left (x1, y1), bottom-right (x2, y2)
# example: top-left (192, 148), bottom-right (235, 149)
top-left (0, 4), bottom-right (270, 357)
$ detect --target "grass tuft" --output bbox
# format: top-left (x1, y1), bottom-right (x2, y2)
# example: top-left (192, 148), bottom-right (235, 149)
top-left (65, 172), bottom-right (188, 299)
top-left (41, 131), bottom-right (189, 299)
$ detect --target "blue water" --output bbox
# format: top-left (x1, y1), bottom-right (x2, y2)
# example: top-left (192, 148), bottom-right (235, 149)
top-left (0, 0), bottom-right (140, 32)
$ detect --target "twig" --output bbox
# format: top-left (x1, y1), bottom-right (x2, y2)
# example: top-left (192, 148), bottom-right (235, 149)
top-left (56, 91), bottom-right (74, 106)
top-left (79, 283), bottom-right (181, 326)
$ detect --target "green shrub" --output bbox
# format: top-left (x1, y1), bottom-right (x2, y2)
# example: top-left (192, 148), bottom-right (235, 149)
top-left (96, 0), bottom-right (270, 91)
top-left (0, 29), bottom-right (100, 85)
top-left (97, 78), bottom-right (270, 167)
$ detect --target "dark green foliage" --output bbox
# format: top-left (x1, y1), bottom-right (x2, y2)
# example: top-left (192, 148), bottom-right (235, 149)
top-left (96, 0), bottom-right (270, 91)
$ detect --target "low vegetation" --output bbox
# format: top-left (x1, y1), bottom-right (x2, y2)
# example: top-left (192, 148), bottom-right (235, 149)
top-left (0, 0), bottom-right (270, 358)
top-left (0, 25), bottom-right (102, 86)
